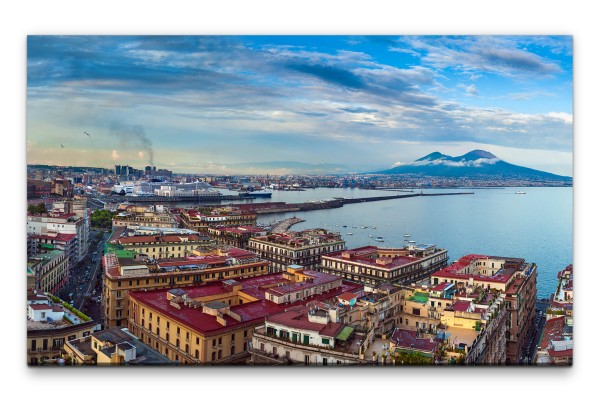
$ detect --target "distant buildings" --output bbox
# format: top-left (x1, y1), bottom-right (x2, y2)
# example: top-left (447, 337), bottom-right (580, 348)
top-left (319, 244), bottom-right (448, 287)
top-left (248, 228), bottom-right (346, 273)
top-left (27, 291), bottom-right (96, 365)
top-left (102, 246), bottom-right (269, 328)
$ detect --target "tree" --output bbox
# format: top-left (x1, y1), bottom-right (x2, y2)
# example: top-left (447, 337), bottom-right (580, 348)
top-left (27, 202), bottom-right (47, 214)
top-left (91, 210), bottom-right (117, 229)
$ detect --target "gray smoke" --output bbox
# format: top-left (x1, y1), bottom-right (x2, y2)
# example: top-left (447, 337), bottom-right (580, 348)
top-left (109, 121), bottom-right (154, 166)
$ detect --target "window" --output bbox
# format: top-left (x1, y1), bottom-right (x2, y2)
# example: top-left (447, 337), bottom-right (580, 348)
top-left (231, 345), bottom-right (235, 355)
top-left (212, 352), bottom-right (216, 361)
top-left (218, 350), bottom-right (222, 359)
top-left (93, 340), bottom-right (98, 349)
top-left (322, 338), bottom-right (330, 345)
top-left (218, 337), bottom-right (222, 345)
top-left (305, 355), bottom-right (310, 366)
top-left (196, 337), bottom-right (199, 345)
top-left (231, 333), bottom-right (235, 341)
top-left (212, 339), bottom-right (216, 347)
top-left (166, 321), bottom-right (170, 329)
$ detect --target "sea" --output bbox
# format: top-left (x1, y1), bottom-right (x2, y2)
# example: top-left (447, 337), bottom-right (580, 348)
top-left (213, 187), bottom-right (572, 299)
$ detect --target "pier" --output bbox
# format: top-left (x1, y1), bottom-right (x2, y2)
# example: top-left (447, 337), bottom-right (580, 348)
top-left (270, 217), bottom-right (306, 233)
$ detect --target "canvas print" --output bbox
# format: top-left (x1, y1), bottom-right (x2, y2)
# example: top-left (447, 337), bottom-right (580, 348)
top-left (26, 35), bottom-right (573, 366)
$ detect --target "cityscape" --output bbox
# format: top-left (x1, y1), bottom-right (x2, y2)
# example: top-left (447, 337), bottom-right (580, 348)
top-left (26, 35), bottom-right (573, 367)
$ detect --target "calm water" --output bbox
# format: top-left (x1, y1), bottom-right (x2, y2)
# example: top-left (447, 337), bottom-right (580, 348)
top-left (217, 187), bottom-right (571, 299)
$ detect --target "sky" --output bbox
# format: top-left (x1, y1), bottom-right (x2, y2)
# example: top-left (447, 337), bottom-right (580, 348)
top-left (26, 35), bottom-right (573, 176)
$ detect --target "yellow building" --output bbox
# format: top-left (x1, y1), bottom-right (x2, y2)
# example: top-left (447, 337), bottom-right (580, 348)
top-left (109, 233), bottom-right (215, 260)
top-left (27, 291), bottom-right (96, 365)
top-left (27, 250), bottom-right (70, 294)
top-left (127, 266), bottom-right (351, 364)
top-left (180, 207), bottom-right (257, 233)
top-left (102, 247), bottom-right (270, 328)
top-left (112, 204), bottom-right (178, 229)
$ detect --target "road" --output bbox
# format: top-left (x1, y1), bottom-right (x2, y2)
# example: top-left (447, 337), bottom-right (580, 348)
top-left (57, 228), bottom-right (111, 324)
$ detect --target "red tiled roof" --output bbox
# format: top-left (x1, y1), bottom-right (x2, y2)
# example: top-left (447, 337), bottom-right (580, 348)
top-left (390, 328), bottom-right (439, 354)
top-left (539, 316), bottom-right (566, 350)
top-left (548, 348), bottom-right (573, 358)
top-left (337, 292), bottom-right (358, 301)
top-left (128, 274), bottom-right (361, 336)
top-left (115, 234), bottom-right (201, 244)
top-left (29, 303), bottom-right (53, 310)
top-left (323, 246), bottom-right (420, 270)
top-left (449, 300), bottom-right (472, 312)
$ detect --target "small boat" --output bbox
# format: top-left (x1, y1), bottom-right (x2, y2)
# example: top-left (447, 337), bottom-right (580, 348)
top-left (371, 226), bottom-right (376, 229)
top-left (515, 191), bottom-right (526, 194)
top-left (352, 226), bottom-right (357, 228)
top-left (408, 240), bottom-right (416, 244)
top-left (361, 226), bottom-right (367, 229)
top-left (369, 235), bottom-right (373, 238)
top-left (347, 233), bottom-right (353, 235)
top-left (342, 225), bottom-right (347, 228)
top-left (375, 237), bottom-right (384, 242)
top-left (404, 234), bottom-right (410, 237)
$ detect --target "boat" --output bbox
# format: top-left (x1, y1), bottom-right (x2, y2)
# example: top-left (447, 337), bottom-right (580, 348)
top-left (515, 191), bottom-right (526, 195)
top-left (404, 234), bottom-right (411, 237)
top-left (248, 189), bottom-right (273, 198)
top-left (347, 233), bottom-right (353, 235)
top-left (352, 226), bottom-right (357, 228)
top-left (342, 225), bottom-right (347, 228)
top-left (375, 236), bottom-right (384, 242)
top-left (368, 235), bottom-right (373, 238)
top-left (371, 226), bottom-right (376, 229)
top-left (408, 240), bottom-right (416, 244)
top-left (361, 226), bottom-right (367, 229)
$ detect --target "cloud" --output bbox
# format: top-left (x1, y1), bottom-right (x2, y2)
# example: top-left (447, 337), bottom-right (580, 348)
top-left (463, 84), bottom-right (479, 96)
top-left (111, 150), bottom-right (120, 161)
top-left (138, 151), bottom-right (145, 159)
top-left (404, 36), bottom-right (563, 77)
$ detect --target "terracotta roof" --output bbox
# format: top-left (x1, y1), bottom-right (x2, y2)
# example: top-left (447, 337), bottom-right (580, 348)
top-left (390, 328), bottom-right (439, 354)
top-left (266, 308), bottom-right (344, 337)
top-left (337, 292), bottom-right (358, 302)
top-left (128, 274), bottom-right (361, 336)
top-left (539, 316), bottom-right (566, 350)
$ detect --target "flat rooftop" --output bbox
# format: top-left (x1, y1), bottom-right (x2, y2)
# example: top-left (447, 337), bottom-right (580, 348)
top-left (129, 273), bottom-right (362, 336)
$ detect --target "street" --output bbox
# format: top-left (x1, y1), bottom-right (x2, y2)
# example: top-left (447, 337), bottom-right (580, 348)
top-left (56, 228), bottom-right (111, 326)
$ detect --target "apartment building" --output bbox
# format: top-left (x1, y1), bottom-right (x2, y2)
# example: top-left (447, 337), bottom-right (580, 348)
top-left (179, 207), bottom-right (257, 233)
top-left (248, 229), bottom-right (346, 273)
top-left (102, 247), bottom-right (270, 328)
top-left (127, 266), bottom-right (361, 364)
top-left (320, 244), bottom-right (448, 287)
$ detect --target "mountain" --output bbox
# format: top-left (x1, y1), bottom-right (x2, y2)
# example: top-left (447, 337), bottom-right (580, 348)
top-left (229, 161), bottom-right (353, 174)
top-left (374, 150), bottom-right (572, 182)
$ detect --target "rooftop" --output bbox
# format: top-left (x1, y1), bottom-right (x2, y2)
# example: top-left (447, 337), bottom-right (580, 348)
top-left (390, 328), bottom-right (440, 355)
top-left (128, 273), bottom-right (362, 336)
top-left (323, 246), bottom-right (438, 270)
top-left (432, 254), bottom-right (526, 284)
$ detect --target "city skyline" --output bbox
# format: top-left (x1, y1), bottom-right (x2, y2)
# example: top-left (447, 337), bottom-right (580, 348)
top-left (27, 35), bottom-right (573, 176)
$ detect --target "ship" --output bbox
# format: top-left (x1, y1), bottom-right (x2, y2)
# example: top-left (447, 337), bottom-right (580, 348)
top-left (240, 189), bottom-right (273, 198)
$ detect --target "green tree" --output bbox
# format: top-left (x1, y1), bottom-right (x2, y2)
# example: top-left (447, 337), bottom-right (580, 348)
top-left (91, 210), bottom-right (117, 229)
top-left (27, 202), bottom-right (47, 214)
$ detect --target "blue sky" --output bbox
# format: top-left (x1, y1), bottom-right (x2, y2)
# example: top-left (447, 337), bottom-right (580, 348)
top-left (26, 35), bottom-right (573, 175)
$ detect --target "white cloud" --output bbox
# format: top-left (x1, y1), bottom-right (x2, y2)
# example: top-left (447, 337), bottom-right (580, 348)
top-left (111, 150), bottom-right (120, 161)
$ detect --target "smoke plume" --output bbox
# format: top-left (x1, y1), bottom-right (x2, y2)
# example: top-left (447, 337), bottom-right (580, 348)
top-left (109, 121), bottom-right (154, 166)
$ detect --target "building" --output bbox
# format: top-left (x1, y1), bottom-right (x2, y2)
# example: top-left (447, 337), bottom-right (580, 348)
top-left (180, 207), bottom-right (257, 233)
top-left (127, 265), bottom-right (362, 364)
top-left (108, 231), bottom-right (215, 260)
top-left (431, 254), bottom-right (537, 364)
top-left (27, 210), bottom-right (90, 265)
top-left (208, 225), bottom-right (268, 249)
top-left (27, 179), bottom-right (52, 198)
top-left (27, 291), bottom-right (96, 365)
top-left (536, 264), bottom-right (573, 365)
top-left (388, 328), bottom-right (442, 364)
top-left (28, 232), bottom-right (77, 265)
top-left (102, 247), bottom-right (270, 328)
top-left (248, 229), bottom-right (346, 273)
top-left (320, 244), bottom-right (448, 287)
top-left (64, 327), bottom-right (173, 365)
top-left (112, 204), bottom-right (178, 229)
top-left (51, 177), bottom-right (73, 197)
top-left (27, 250), bottom-right (70, 294)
